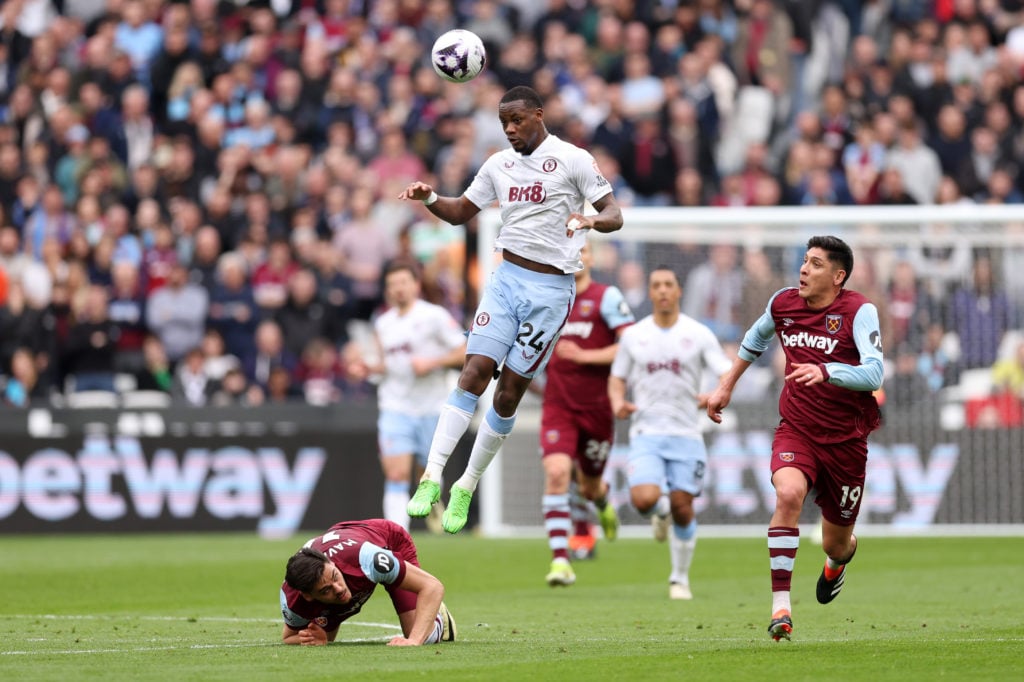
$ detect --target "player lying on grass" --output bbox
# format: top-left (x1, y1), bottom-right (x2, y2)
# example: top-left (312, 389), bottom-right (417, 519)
top-left (280, 519), bottom-right (456, 646)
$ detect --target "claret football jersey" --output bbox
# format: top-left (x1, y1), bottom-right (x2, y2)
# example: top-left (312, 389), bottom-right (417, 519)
top-left (279, 520), bottom-right (414, 631)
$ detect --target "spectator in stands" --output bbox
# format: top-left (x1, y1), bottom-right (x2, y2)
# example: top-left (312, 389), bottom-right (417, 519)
top-left (206, 251), bottom-right (258, 364)
top-left (134, 334), bottom-right (172, 393)
top-left (172, 346), bottom-right (214, 406)
top-left (210, 365), bottom-right (263, 407)
top-left (146, 261), bottom-right (209, 366)
top-left (266, 363), bottom-right (299, 403)
top-left (618, 113), bottom-right (677, 206)
top-left (3, 344), bottom-right (47, 406)
top-left (276, 267), bottom-right (338, 359)
top-left (991, 338), bottom-right (1024, 397)
top-left (947, 254), bottom-right (1014, 370)
top-left (917, 322), bottom-right (957, 393)
top-left (886, 343), bottom-right (935, 407)
top-left (252, 237), bottom-right (299, 317)
top-left (24, 184), bottom-right (74, 260)
top-left (682, 243), bottom-right (743, 342)
top-left (141, 222), bottom-right (178, 294)
top-left (886, 122), bottom-right (943, 204)
top-left (63, 284), bottom-right (118, 393)
top-left (245, 319), bottom-right (297, 391)
top-left (334, 186), bottom-right (396, 320)
top-left (956, 126), bottom-right (1005, 199)
top-left (200, 327), bottom-right (240, 386)
top-left (114, 0), bottom-right (163, 83)
top-left (107, 259), bottom-right (147, 374)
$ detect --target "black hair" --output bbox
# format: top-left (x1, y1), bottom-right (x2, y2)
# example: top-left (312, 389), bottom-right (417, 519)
top-left (284, 547), bottom-right (330, 593)
top-left (807, 235), bottom-right (854, 287)
top-left (649, 264), bottom-right (680, 285)
top-left (500, 86), bottom-right (543, 109)
top-left (384, 259), bottom-right (421, 281)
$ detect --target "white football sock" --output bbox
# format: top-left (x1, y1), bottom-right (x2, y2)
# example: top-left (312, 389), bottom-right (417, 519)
top-left (422, 403), bottom-right (474, 482)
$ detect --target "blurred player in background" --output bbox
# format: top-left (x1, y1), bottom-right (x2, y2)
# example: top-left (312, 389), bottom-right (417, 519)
top-left (398, 86), bottom-right (624, 534)
top-left (539, 241), bottom-right (634, 586)
top-left (609, 266), bottom-right (730, 600)
top-left (706, 235), bottom-right (883, 641)
top-left (347, 262), bottom-right (466, 531)
top-left (280, 519), bottom-right (456, 646)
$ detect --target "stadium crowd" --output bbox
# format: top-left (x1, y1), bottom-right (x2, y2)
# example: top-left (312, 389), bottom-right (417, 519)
top-left (1, 0), bottom-right (1023, 412)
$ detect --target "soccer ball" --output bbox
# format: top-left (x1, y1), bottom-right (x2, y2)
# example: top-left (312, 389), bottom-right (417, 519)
top-left (431, 29), bottom-right (486, 83)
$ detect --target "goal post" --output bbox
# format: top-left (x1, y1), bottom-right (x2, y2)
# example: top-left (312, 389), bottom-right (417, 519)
top-left (477, 205), bottom-right (1024, 538)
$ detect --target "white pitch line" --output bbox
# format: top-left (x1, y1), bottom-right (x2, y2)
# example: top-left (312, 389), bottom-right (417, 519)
top-left (5, 614), bottom-right (401, 630)
top-left (2, 614), bottom-right (402, 655)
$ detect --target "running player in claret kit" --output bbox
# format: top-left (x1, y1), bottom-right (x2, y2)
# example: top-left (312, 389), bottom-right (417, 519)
top-left (397, 85), bottom-right (624, 534)
top-left (280, 519), bottom-right (456, 647)
top-left (706, 236), bottom-right (884, 641)
top-left (540, 241), bottom-right (634, 587)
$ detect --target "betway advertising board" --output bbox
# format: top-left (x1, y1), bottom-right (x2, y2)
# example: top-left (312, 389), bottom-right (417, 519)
top-left (0, 404), bottom-right (387, 537)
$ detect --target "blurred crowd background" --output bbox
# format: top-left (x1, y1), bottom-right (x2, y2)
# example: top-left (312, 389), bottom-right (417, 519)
top-left (0, 0), bottom-right (1023, 417)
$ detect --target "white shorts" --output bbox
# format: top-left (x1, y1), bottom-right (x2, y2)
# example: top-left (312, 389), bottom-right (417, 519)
top-left (466, 260), bottom-right (575, 379)
top-left (626, 434), bottom-right (708, 496)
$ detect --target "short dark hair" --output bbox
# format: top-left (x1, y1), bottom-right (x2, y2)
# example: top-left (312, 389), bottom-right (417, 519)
top-left (285, 547), bottom-right (330, 593)
top-left (807, 235), bottom-right (853, 286)
top-left (384, 259), bottom-right (421, 281)
top-left (500, 86), bottom-right (543, 109)
top-left (650, 264), bottom-right (680, 283)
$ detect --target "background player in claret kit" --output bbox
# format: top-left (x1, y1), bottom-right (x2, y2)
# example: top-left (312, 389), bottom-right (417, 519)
top-left (397, 86), bottom-right (624, 534)
top-left (706, 235), bottom-right (883, 641)
top-left (347, 262), bottom-right (466, 532)
top-left (540, 241), bottom-right (635, 587)
top-left (280, 519), bottom-right (457, 646)
top-left (609, 267), bottom-right (731, 600)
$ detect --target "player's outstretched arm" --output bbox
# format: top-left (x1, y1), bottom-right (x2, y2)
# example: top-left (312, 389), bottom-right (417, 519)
top-left (282, 621), bottom-right (338, 646)
top-left (706, 357), bottom-right (752, 424)
top-left (398, 181), bottom-right (481, 226)
top-left (386, 564), bottom-right (445, 646)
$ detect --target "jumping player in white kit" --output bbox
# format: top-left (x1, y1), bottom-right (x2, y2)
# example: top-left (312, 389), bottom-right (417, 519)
top-left (397, 85), bottom-right (624, 534)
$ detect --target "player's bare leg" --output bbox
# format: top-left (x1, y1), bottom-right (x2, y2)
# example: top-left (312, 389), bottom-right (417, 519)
top-left (543, 453), bottom-right (576, 585)
top-left (579, 471), bottom-right (617, 544)
top-left (767, 467), bottom-right (808, 640)
top-left (817, 520), bottom-right (857, 604)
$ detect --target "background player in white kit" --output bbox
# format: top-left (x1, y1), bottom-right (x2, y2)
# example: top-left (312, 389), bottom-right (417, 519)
top-left (347, 262), bottom-right (466, 530)
top-left (397, 86), bottom-right (624, 534)
top-left (609, 266), bottom-right (731, 600)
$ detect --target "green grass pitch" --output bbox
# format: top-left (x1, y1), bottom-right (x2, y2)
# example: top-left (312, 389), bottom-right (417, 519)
top-left (1, 532), bottom-right (1021, 681)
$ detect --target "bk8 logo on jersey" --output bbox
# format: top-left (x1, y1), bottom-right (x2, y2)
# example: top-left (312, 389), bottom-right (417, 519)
top-left (508, 182), bottom-right (547, 203)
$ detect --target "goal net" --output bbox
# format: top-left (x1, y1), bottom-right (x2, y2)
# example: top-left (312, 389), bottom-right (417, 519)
top-left (476, 205), bottom-right (1024, 537)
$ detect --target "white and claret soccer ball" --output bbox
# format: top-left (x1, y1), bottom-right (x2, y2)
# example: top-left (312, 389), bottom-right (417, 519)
top-left (431, 29), bottom-right (486, 83)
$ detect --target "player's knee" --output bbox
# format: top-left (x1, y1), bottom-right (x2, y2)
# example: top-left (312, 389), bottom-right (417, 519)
top-left (630, 490), bottom-right (659, 514)
top-left (544, 466), bottom-right (571, 492)
top-left (773, 486), bottom-right (805, 515)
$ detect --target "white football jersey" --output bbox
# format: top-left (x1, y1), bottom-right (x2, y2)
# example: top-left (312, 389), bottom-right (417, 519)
top-left (611, 314), bottom-right (732, 438)
top-left (463, 134), bottom-right (612, 274)
top-left (374, 299), bottom-right (466, 415)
